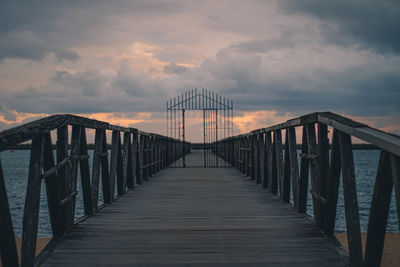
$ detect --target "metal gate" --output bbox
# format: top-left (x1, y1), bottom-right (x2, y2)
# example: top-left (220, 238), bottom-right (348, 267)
top-left (166, 89), bottom-right (233, 167)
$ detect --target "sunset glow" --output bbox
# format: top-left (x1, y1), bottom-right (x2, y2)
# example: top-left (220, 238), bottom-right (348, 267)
top-left (0, 1), bottom-right (399, 140)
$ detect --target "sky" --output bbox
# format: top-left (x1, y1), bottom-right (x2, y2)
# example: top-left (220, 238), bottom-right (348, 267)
top-left (0, 0), bottom-right (399, 142)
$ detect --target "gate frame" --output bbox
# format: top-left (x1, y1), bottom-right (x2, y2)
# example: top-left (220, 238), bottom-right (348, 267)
top-left (166, 89), bottom-right (233, 167)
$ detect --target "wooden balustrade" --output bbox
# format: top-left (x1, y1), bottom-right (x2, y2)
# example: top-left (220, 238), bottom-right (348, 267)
top-left (0, 115), bottom-right (189, 267)
top-left (217, 112), bottom-right (400, 267)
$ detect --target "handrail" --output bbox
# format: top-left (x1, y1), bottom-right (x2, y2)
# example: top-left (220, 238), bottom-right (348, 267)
top-left (248, 112), bottom-right (400, 157)
top-left (0, 114), bottom-right (190, 267)
top-left (217, 111), bottom-right (400, 267)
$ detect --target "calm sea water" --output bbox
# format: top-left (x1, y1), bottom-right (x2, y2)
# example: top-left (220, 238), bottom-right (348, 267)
top-left (0, 149), bottom-right (398, 237)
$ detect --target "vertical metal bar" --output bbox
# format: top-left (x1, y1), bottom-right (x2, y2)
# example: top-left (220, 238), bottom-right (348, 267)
top-left (231, 100), bottom-right (233, 137)
top-left (174, 97), bottom-right (176, 140)
top-left (174, 97), bottom-right (177, 167)
top-left (170, 99), bottom-right (172, 138)
top-left (166, 101), bottom-right (168, 137)
top-left (224, 97), bottom-right (226, 142)
top-left (203, 89), bottom-right (206, 166)
top-left (216, 108), bottom-right (218, 167)
top-left (182, 109), bottom-right (186, 167)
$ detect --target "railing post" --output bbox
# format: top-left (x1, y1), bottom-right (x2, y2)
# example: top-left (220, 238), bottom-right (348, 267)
top-left (298, 126), bottom-right (309, 213)
top-left (266, 132), bottom-right (275, 193)
top-left (339, 132), bottom-right (363, 267)
top-left (126, 132), bottom-right (134, 189)
top-left (21, 135), bottom-right (44, 267)
top-left (131, 131), bottom-right (138, 186)
top-left (250, 134), bottom-right (255, 180)
top-left (258, 133), bottom-right (266, 187)
top-left (79, 128), bottom-right (93, 215)
top-left (101, 129), bottom-right (111, 202)
top-left (56, 125), bottom-right (68, 233)
top-left (42, 132), bottom-right (60, 236)
top-left (324, 129), bottom-right (341, 235)
top-left (282, 130), bottom-right (291, 203)
top-left (138, 134), bottom-right (144, 183)
top-left (92, 129), bottom-right (103, 211)
top-left (110, 130), bottom-right (122, 200)
top-left (120, 132), bottom-right (130, 195)
top-left (67, 125), bottom-right (82, 225)
top-left (391, 155), bottom-right (400, 231)
top-left (287, 127), bottom-right (300, 210)
top-left (0, 157), bottom-right (19, 267)
top-left (306, 123), bottom-right (325, 227)
top-left (274, 130), bottom-right (284, 197)
top-left (364, 151), bottom-right (393, 267)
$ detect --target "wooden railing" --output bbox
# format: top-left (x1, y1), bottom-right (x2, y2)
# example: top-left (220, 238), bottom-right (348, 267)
top-left (0, 114), bottom-right (189, 267)
top-left (217, 112), bottom-right (400, 267)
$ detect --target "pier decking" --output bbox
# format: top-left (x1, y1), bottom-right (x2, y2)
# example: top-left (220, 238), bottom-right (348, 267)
top-left (42, 152), bottom-right (346, 266)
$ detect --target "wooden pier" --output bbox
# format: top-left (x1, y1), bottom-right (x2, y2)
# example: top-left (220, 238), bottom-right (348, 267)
top-left (1, 112), bottom-right (399, 267)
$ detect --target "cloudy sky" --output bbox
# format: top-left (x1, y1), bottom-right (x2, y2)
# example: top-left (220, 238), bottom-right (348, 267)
top-left (0, 0), bottom-right (399, 141)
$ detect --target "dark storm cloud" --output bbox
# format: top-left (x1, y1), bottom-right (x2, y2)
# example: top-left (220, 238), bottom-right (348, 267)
top-left (0, 31), bottom-right (80, 61)
top-left (0, 0), bottom-right (184, 61)
top-left (228, 31), bottom-right (296, 54)
top-left (0, 63), bottom-right (167, 114)
top-left (180, 40), bottom-right (400, 117)
top-left (279, 0), bottom-right (400, 54)
top-left (0, 0), bottom-right (398, 128)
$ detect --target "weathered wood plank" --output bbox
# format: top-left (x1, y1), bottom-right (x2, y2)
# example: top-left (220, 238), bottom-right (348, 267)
top-left (287, 127), bottom-right (299, 210)
top-left (306, 124), bottom-right (324, 227)
top-left (323, 130), bottom-right (341, 236)
top-left (101, 129), bottom-right (111, 203)
top-left (259, 133), bottom-right (266, 188)
top-left (21, 135), bottom-right (43, 267)
top-left (120, 132), bottom-right (130, 195)
top-left (0, 157), bottom-right (19, 267)
top-left (138, 134), bottom-right (144, 183)
top-left (79, 128), bottom-right (93, 216)
top-left (339, 132), bottom-right (363, 267)
top-left (390, 155), bottom-right (400, 231)
top-left (91, 129), bottom-right (103, 212)
top-left (364, 151), bottom-right (393, 267)
top-left (42, 132), bottom-right (61, 237)
top-left (56, 126), bottom-right (68, 234)
top-left (110, 131), bottom-right (120, 200)
top-left (298, 126), bottom-right (309, 213)
top-left (282, 130), bottom-right (291, 203)
top-left (266, 132), bottom-right (275, 193)
top-left (274, 130), bottom-right (284, 199)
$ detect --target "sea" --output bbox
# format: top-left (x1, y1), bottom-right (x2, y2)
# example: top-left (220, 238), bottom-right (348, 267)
top-left (1, 149), bottom-right (398, 237)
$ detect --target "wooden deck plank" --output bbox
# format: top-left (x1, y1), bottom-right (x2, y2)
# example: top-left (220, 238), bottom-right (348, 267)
top-left (42, 152), bottom-right (347, 266)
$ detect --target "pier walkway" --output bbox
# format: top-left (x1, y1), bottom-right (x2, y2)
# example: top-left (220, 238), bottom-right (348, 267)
top-left (42, 152), bottom-right (346, 266)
